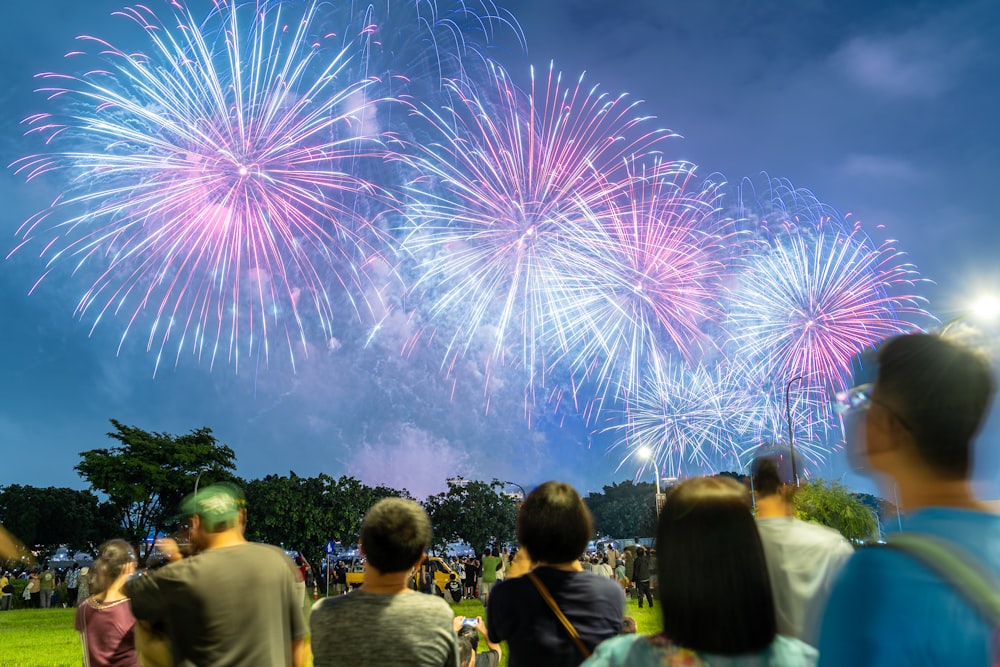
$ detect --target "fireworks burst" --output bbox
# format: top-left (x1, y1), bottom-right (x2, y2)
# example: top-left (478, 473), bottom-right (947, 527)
top-left (732, 364), bottom-right (835, 472)
top-left (11, 1), bottom-right (401, 372)
top-left (556, 161), bottom-right (736, 406)
top-left (725, 179), bottom-right (927, 392)
top-left (395, 61), bottom-right (671, 396)
top-left (608, 361), bottom-right (757, 477)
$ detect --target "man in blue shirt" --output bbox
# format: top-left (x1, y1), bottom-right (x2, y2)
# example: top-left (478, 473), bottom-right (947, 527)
top-left (819, 333), bottom-right (998, 666)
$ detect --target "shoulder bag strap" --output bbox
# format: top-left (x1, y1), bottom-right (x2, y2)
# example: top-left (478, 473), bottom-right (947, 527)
top-left (884, 532), bottom-right (1000, 623)
top-left (883, 532), bottom-right (1000, 666)
top-left (526, 571), bottom-right (591, 658)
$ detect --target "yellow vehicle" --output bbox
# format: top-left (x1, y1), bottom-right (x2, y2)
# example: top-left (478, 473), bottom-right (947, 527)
top-left (417, 555), bottom-right (463, 602)
top-left (344, 554), bottom-right (461, 602)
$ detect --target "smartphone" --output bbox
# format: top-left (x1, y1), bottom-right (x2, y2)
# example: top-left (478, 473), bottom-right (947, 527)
top-left (462, 617), bottom-right (478, 627)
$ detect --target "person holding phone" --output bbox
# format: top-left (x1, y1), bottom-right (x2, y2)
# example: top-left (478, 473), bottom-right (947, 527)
top-left (453, 615), bottom-right (502, 667)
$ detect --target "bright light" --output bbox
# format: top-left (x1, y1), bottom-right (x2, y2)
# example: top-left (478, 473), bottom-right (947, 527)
top-left (637, 446), bottom-right (653, 460)
top-left (970, 294), bottom-right (1000, 323)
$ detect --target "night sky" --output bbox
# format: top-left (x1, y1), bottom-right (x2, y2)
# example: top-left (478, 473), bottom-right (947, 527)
top-left (1, 0), bottom-right (998, 500)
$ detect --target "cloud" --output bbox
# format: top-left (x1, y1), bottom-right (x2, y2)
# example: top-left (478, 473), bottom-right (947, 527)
top-left (349, 423), bottom-right (474, 498)
top-left (830, 23), bottom-right (980, 99)
top-left (838, 154), bottom-right (921, 182)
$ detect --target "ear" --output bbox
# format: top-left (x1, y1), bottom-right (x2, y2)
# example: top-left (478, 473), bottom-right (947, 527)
top-left (189, 515), bottom-right (202, 533)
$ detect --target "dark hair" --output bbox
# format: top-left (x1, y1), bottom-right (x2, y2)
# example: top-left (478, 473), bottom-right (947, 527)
top-left (457, 624), bottom-right (479, 650)
top-left (359, 498), bottom-right (432, 573)
top-left (877, 333), bottom-right (995, 477)
top-left (458, 636), bottom-right (475, 666)
top-left (658, 476), bottom-right (776, 654)
top-left (517, 481), bottom-right (592, 564)
top-left (89, 539), bottom-right (136, 598)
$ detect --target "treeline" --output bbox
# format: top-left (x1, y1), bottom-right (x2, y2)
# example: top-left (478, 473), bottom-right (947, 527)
top-left (0, 420), bottom-right (525, 569)
top-left (0, 420), bottom-right (892, 569)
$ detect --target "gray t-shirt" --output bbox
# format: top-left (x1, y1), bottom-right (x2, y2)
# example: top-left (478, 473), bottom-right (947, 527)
top-left (310, 590), bottom-right (458, 667)
top-left (125, 542), bottom-right (305, 667)
top-left (756, 517), bottom-right (854, 646)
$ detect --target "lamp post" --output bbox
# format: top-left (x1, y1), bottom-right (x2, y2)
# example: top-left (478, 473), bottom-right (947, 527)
top-left (785, 375), bottom-right (803, 487)
top-left (637, 447), bottom-right (666, 514)
top-left (193, 468), bottom-right (209, 495)
top-left (506, 482), bottom-right (527, 501)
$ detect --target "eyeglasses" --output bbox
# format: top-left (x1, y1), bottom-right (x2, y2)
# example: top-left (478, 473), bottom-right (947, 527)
top-left (833, 383), bottom-right (913, 432)
top-left (833, 383), bottom-right (875, 414)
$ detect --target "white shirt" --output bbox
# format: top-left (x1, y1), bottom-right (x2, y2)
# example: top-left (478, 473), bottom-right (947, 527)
top-left (756, 516), bottom-right (854, 646)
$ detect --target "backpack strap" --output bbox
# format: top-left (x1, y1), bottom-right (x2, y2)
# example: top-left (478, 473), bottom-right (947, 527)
top-left (883, 532), bottom-right (1000, 665)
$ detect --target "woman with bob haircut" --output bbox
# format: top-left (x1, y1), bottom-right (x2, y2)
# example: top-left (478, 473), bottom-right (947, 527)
top-left (487, 481), bottom-right (624, 667)
top-left (581, 476), bottom-right (817, 667)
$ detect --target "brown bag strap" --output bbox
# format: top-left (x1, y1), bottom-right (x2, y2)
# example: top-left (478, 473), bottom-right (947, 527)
top-left (527, 572), bottom-right (591, 658)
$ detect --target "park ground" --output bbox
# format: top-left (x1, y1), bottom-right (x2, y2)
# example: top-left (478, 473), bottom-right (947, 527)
top-left (0, 597), bottom-right (662, 666)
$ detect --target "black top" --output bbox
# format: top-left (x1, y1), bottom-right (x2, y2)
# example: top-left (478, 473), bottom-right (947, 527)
top-left (487, 567), bottom-right (624, 667)
top-left (632, 554), bottom-right (651, 582)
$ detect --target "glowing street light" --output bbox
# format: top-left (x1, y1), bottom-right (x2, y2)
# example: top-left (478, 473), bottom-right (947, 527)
top-left (636, 446), bottom-right (660, 496)
top-left (970, 294), bottom-right (1000, 323)
top-left (942, 290), bottom-right (1000, 333)
top-left (637, 447), bottom-right (667, 514)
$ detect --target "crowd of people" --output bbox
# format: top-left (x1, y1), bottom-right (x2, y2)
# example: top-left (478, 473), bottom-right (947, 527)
top-left (0, 561), bottom-right (89, 610)
top-left (4, 331), bottom-right (998, 667)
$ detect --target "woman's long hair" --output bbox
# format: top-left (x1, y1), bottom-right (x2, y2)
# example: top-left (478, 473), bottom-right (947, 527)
top-left (89, 539), bottom-right (136, 598)
top-left (658, 476), bottom-right (777, 654)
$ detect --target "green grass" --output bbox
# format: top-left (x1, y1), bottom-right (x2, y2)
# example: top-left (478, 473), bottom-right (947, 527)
top-left (0, 608), bottom-right (81, 667)
top-left (0, 596), bottom-right (661, 666)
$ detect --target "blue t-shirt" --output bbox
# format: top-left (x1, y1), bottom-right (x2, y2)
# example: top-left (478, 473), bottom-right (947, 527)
top-left (581, 634), bottom-right (816, 667)
top-left (818, 507), bottom-right (1000, 666)
top-left (487, 567), bottom-right (624, 667)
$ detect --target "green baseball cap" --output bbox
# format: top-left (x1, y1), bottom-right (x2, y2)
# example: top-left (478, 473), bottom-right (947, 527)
top-left (178, 483), bottom-right (246, 532)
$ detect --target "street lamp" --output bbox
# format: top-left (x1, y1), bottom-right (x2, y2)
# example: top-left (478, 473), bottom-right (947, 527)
top-left (637, 447), bottom-right (661, 496)
top-left (193, 468), bottom-right (210, 495)
top-left (785, 375), bottom-right (803, 487)
top-left (941, 291), bottom-right (1000, 333)
top-left (637, 447), bottom-right (667, 514)
top-left (505, 482), bottom-right (527, 501)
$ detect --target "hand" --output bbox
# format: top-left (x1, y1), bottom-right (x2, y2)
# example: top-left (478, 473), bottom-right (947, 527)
top-left (155, 537), bottom-right (181, 562)
top-left (476, 616), bottom-right (487, 635)
top-left (452, 615), bottom-right (466, 632)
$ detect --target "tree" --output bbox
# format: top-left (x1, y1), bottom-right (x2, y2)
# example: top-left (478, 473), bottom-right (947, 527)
top-left (245, 473), bottom-right (409, 565)
top-left (75, 419), bottom-right (237, 563)
top-left (793, 479), bottom-right (879, 542)
top-left (585, 481), bottom-right (657, 539)
top-left (0, 485), bottom-right (118, 551)
top-left (423, 478), bottom-right (517, 556)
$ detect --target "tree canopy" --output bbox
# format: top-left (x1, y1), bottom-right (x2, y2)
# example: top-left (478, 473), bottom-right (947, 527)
top-left (0, 484), bottom-right (117, 552)
top-left (245, 473), bottom-right (410, 564)
top-left (75, 419), bottom-right (237, 562)
top-left (584, 480), bottom-right (657, 539)
top-left (793, 479), bottom-right (879, 542)
top-left (423, 478), bottom-right (518, 556)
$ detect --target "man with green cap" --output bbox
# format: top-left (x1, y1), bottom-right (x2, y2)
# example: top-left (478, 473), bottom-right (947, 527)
top-left (124, 483), bottom-right (306, 666)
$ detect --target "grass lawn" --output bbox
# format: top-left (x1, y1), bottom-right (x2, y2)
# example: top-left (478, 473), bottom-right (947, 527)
top-left (0, 608), bottom-right (80, 667)
top-left (0, 597), bottom-right (661, 666)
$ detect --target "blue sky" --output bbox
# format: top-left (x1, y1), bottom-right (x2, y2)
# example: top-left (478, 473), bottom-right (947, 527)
top-left (1, 0), bottom-right (998, 500)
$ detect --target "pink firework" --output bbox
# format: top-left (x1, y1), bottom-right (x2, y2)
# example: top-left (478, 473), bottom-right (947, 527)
top-left (12, 1), bottom-right (390, 373)
top-left (394, 60), bottom-right (671, 398)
